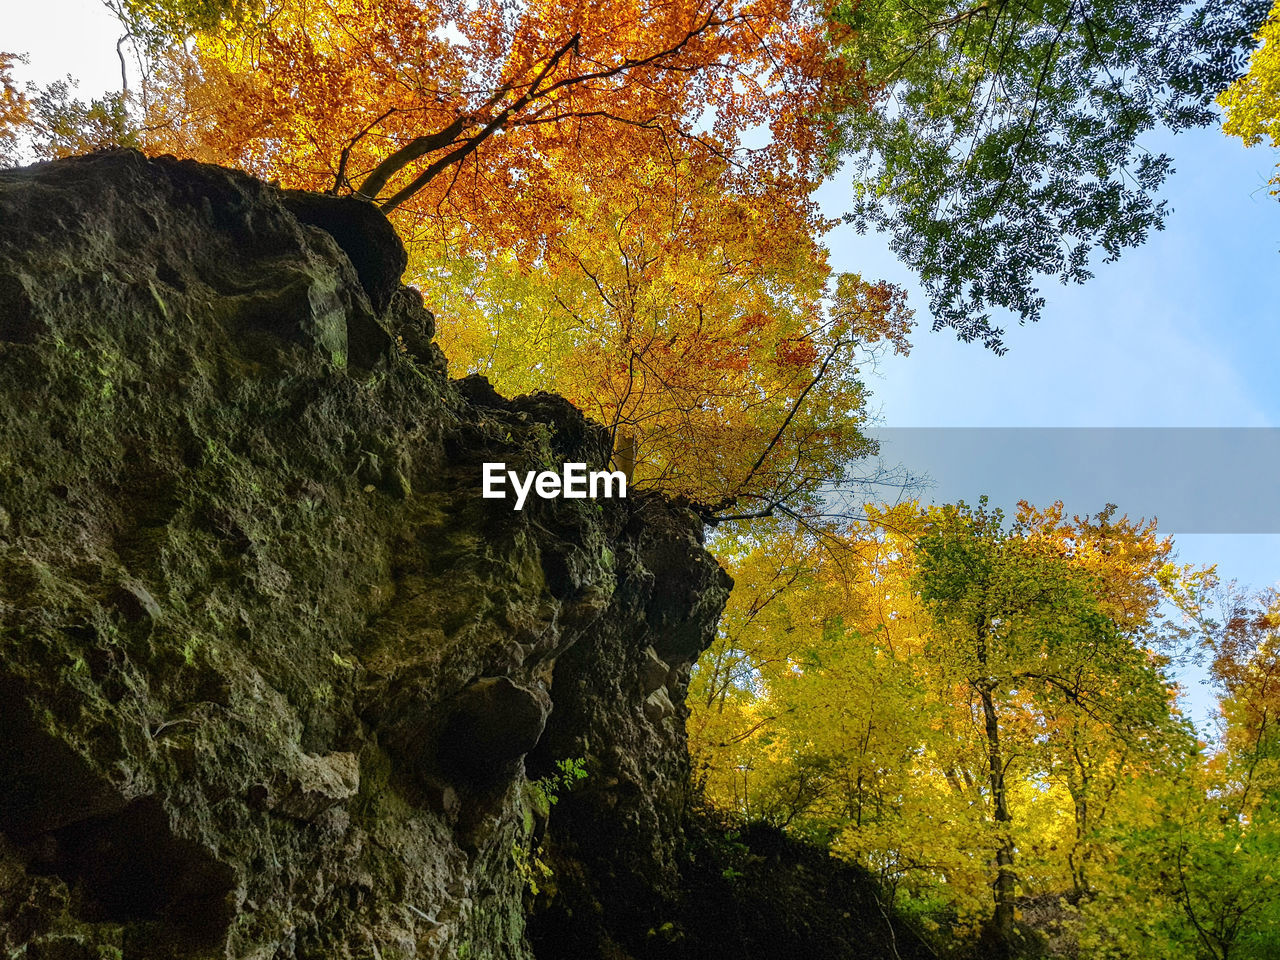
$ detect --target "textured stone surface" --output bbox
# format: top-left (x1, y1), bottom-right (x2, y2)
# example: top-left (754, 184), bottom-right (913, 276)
top-left (0, 151), bottom-right (729, 960)
top-left (0, 150), bottom-right (933, 960)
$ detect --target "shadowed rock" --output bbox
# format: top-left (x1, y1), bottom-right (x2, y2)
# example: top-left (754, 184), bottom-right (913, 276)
top-left (280, 189), bottom-right (407, 314)
top-left (437, 677), bottom-right (552, 782)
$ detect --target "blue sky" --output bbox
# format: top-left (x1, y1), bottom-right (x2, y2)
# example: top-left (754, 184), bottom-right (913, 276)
top-left (821, 128), bottom-right (1280, 430)
top-left (817, 126), bottom-right (1280, 594)
top-left (8, 0), bottom-right (1278, 717)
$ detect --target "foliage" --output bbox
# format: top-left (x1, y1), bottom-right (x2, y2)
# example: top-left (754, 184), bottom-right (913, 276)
top-left (0, 53), bottom-right (140, 165)
top-left (19, 0), bottom-right (1252, 360)
top-left (511, 840), bottom-right (556, 896)
top-left (690, 500), bottom-right (1214, 954)
top-left (912, 500), bottom-right (1188, 949)
top-left (1220, 0), bottom-right (1280, 196)
top-left (110, 0), bottom-right (256, 50)
top-left (831, 0), bottom-right (1271, 349)
top-left (107, 0), bottom-right (912, 514)
top-left (4, 0), bottom-right (1278, 945)
top-left (430, 141), bottom-right (912, 508)
top-left (516, 758), bottom-right (587, 896)
top-left (0, 53), bottom-right (30, 166)
top-left (6, 0), bottom-right (1280, 949)
top-left (528, 756), bottom-right (589, 812)
top-left (139, 0), bottom-right (853, 214)
top-left (23, 82), bottom-right (139, 162)
top-left (1078, 739), bottom-right (1280, 960)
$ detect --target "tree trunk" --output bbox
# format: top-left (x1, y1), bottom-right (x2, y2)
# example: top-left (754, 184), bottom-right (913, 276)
top-left (1066, 769), bottom-right (1090, 899)
top-left (980, 682), bottom-right (1017, 952)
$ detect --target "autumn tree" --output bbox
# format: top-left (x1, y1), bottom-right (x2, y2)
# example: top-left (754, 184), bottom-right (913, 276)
top-left (138, 0), bottom-right (852, 224)
top-left (1212, 587), bottom-right (1280, 813)
top-left (0, 47), bottom-right (142, 166)
top-left (689, 513), bottom-right (932, 825)
top-left (1221, 0), bottom-right (1280, 197)
top-left (429, 139), bottom-right (911, 508)
top-left (1073, 586), bottom-right (1280, 960)
top-left (15, 0), bottom-right (1266, 356)
top-left (94, 0), bottom-right (917, 514)
top-left (111, 0), bottom-right (253, 52)
top-left (912, 501), bottom-right (1188, 953)
top-left (691, 501), bottom-right (1198, 951)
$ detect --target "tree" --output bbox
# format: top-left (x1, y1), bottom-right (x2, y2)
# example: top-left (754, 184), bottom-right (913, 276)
top-left (425, 138), bottom-right (911, 509)
top-left (111, 0), bottom-right (253, 52)
top-left (0, 50), bottom-right (140, 166)
top-left (110, 0), bottom-right (914, 515)
top-left (913, 501), bottom-right (1183, 952)
top-left (690, 508), bottom-right (1004, 936)
top-left (1078, 590), bottom-right (1280, 960)
top-left (1220, 0), bottom-right (1280, 197)
top-left (690, 501), bottom-right (1197, 951)
top-left (141, 0), bottom-right (853, 221)
top-left (18, 82), bottom-right (138, 162)
top-left (689, 512), bottom-right (933, 829)
top-left (16, 0), bottom-right (1264, 357)
top-left (829, 0), bottom-right (1271, 349)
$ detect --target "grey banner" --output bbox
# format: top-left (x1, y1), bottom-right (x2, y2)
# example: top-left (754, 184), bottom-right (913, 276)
top-left (857, 428), bottom-right (1280, 534)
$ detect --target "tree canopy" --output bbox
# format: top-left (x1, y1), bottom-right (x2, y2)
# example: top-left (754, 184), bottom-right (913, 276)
top-left (831, 0), bottom-right (1271, 349)
top-left (0, 54), bottom-right (28, 165)
top-left (119, 0), bottom-right (897, 514)
top-left (688, 501), bottom-right (1246, 956)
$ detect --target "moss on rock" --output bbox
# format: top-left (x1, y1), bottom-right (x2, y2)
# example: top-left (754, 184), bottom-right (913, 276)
top-left (0, 151), bottom-right (728, 960)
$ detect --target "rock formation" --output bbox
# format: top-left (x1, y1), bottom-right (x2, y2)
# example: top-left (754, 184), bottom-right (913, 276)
top-left (0, 150), bottom-right (929, 960)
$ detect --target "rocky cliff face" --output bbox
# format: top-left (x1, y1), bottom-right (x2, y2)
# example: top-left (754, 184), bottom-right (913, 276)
top-left (0, 151), bottom-right (937, 960)
top-left (0, 150), bottom-right (731, 960)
